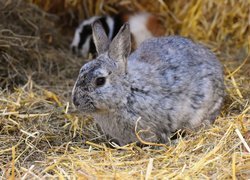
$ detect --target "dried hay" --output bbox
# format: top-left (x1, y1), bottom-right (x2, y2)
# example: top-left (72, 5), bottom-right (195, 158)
top-left (0, 0), bottom-right (250, 179)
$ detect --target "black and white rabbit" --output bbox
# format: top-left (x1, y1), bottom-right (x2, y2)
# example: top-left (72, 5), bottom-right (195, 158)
top-left (70, 12), bottom-right (165, 57)
top-left (72, 22), bottom-right (224, 146)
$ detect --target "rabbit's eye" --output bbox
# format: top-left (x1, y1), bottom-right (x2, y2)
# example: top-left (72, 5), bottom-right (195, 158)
top-left (95, 77), bottom-right (106, 87)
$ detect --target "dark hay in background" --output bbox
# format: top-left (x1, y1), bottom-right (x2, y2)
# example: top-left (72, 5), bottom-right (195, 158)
top-left (0, 0), bottom-right (250, 179)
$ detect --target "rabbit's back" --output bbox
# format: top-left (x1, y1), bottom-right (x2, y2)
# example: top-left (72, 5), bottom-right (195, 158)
top-left (129, 36), bottom-right (223, 92)
top-left (130, 36), bottom-right (220, 67)
top-left (127, 36), bottom-right (224, 131)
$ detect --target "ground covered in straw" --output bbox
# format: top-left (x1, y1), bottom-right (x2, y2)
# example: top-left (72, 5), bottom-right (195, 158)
top-left (0, 0), bottom-right (249, 179)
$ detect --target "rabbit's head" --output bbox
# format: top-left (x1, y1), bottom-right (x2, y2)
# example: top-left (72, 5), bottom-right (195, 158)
top-left (72, 21), bottom-right (131, 114)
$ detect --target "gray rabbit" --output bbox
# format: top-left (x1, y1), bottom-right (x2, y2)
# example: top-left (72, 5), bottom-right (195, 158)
top-left (72, 21), bottom-right (224, 146)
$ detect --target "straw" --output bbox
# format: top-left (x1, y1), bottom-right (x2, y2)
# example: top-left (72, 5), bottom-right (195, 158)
top-left (0, 0), bottom-right (249, 179)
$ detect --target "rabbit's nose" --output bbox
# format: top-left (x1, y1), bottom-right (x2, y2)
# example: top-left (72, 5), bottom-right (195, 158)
top-left (72, 96), bottom-right (80, 106)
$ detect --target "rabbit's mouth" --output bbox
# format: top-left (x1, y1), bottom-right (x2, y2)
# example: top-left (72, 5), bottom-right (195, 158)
top-left (72, 94), bottom-right (97, 113)
top-left (75, 102), bottom-right (98, 114)
top-left (75, 101), bottom-right (108, 114)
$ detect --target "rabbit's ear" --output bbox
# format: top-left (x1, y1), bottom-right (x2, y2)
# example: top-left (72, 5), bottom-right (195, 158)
top-left (92, 20), bottom-right (110, 54)
top-left (108, 23), bottom-right (131, 70)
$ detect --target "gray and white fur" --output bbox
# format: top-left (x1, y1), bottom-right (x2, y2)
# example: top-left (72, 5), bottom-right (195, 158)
top-left (72, 21), bottom-right (225, 146)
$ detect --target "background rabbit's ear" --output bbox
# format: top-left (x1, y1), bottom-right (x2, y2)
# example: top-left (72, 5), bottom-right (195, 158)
top-left (108, 23), bottom-right (131, 67)
top-left (92, 21), bottom-right (110, 54)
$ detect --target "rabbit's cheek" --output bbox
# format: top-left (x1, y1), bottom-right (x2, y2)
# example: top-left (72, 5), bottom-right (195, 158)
top-left (90, 91), bottom-right (109, 110)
